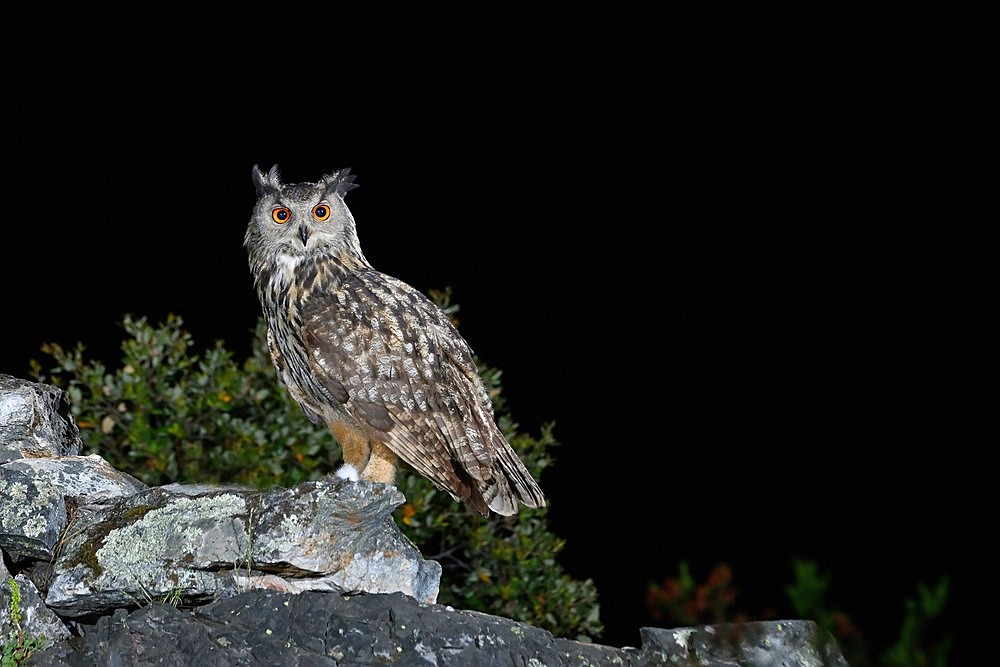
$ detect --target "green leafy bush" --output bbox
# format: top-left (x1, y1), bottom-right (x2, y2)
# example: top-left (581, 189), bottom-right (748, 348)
top-left (880, 576), bottom-right (951, 667)
top-left (30, 299), bottom-right (603, 641)
top-left (32, 313), bottom-right (332, 489)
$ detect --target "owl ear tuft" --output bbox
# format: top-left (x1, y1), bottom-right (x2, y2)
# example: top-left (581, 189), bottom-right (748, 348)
top-left (252, 164), bottom-right (282, 194)
top-left (323, 168), bottom-right (359, 199)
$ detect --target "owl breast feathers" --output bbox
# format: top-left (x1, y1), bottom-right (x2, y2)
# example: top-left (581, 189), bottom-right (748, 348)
top-left (244, 164), bottom-right (545, 516)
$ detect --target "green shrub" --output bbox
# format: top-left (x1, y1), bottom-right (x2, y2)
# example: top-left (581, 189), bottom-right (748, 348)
top-left (881, 576), bottom-right (951, 667)
top-left (30, 298), bottom-right (603, 641)
top-left (32, 313), bottom-right (332, 489)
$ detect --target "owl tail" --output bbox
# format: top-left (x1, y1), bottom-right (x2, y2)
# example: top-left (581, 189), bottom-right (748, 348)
top-left (480, 444), bottom-right (547, 517)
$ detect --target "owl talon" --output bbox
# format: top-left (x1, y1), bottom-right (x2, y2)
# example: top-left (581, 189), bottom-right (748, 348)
top-left (334, 463), bottom-right (360, 481)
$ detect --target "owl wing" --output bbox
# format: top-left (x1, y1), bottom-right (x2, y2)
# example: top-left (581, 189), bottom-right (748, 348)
top-left (265, 327), bottom-right (324, 425)
top-left (299, 269), bottom-right (505, 509)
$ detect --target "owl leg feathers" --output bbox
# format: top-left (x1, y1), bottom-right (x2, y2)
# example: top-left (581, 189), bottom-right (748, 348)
top-left (361, 440), bottom-right (399, 484)
top-left (326, 420), bottom-right (399, 485)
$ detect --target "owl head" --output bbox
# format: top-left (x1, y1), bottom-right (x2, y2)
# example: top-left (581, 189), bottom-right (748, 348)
top-left (245, 164), bottom-right (363, 262)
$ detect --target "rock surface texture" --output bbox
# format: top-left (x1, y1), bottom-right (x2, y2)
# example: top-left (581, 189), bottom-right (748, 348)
top-left (0, 374), bottom-right (848, 665)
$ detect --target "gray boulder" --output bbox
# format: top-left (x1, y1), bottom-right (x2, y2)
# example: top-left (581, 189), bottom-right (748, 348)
top-left (0, 454), bottom-right (147, 563)
top-left (43, 478), bottom-right (441, 619)
top-left (0, 373), bottom-right (82, 460)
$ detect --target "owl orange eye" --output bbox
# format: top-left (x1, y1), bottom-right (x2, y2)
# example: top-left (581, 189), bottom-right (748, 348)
top-left (271, 207), bottom-right (292, 224)
top-left (312, 204), bottom-right (331, 221)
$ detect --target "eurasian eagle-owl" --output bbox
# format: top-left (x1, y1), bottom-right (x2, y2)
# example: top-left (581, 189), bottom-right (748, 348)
top-left (244, 164), bottom-right (546, 516)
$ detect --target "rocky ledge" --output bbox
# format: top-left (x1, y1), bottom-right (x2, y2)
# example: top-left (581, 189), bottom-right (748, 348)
top-left (0, 374), bottom-right (847, 666)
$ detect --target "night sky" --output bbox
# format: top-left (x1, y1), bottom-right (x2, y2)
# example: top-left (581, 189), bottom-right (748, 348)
top-left (2, 28), bottom-right (983, 661)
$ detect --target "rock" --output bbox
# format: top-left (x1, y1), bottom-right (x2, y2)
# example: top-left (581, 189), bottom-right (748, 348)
top-left (237, 479), bottom-right (441, 603)
top-left (3, 454), bottom-right (147, 506)
top-left (0, 373), bottom-right (82, 460)
top-left (25, 590), bottom-right (847, 666)
top-left (639, 622), bottom-right (849, 666)
top-left (0, 454), bottom-right (148, 564)
top-left (0, 465), bottom-right (67, 564)
top-left (43, 478), bottom-right (440, 619)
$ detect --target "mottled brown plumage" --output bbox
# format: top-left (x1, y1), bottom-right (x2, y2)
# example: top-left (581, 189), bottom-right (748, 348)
top-left (244, 164), bottom-right (545, 516)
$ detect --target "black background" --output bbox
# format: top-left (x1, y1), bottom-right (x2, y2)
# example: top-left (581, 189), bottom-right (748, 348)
top-left (2, 24), bottom-right (985, 661)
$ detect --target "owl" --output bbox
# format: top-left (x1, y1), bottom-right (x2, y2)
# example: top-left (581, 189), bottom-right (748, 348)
top-left (244, 164), bottom-right (546, 516)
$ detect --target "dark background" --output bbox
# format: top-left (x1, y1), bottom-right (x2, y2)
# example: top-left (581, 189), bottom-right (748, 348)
top-left (2, 25), bottom-right (984, 662)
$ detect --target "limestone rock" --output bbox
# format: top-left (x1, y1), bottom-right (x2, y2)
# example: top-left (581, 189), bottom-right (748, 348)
top-left (0, 373), bottom-right (82, 460)
top-left (0, 466), bottom-right (66, 564)
top-left (43, 478), bottom-right (440, 619)
top-left (0, 454), bottom-right (145, 564)
top-left (3, 454), bottom-right (147, 506)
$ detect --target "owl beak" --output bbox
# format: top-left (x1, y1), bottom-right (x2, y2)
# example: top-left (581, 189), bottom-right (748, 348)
top-left (298, 225), bottom-right (310, 247)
